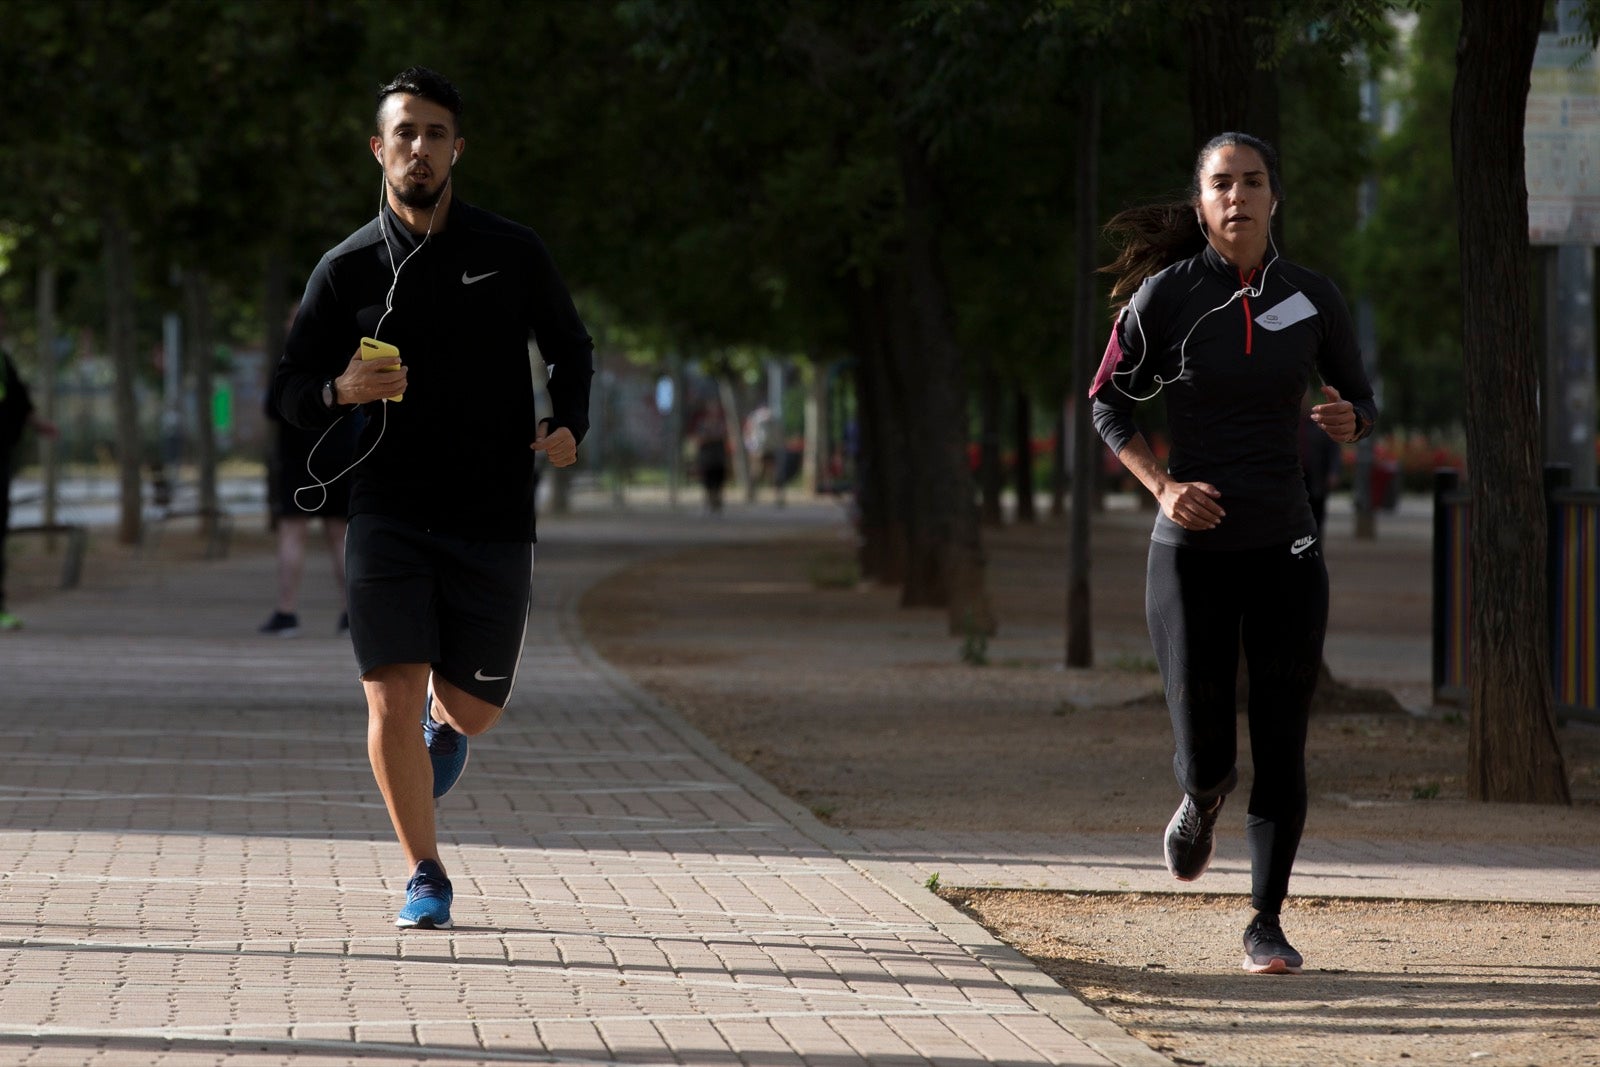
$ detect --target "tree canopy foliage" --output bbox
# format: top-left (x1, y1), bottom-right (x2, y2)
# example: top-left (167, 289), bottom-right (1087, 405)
top-left (1, 0), bottom-right (1414, 410)
top-left (1359, 3), bottom-right (1463, 430)
top-left (0, 0), bottom-right (1419, 587)
top-left (2, 0), bottom-right (1585, 797)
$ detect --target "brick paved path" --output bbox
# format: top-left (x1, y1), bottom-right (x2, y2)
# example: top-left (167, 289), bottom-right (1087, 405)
top-left (0, 506), bottom-right (1160, 1067)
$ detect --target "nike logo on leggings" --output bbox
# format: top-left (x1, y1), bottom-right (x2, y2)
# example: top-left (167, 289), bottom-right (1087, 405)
top-left (1290, 536), bottom-right (1317, 556)
top-left (474, 669), bottom-right (509, 682)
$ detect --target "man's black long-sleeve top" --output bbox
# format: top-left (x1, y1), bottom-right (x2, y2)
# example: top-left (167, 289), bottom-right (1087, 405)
top-left (273, 198), bottom-right (593, 542)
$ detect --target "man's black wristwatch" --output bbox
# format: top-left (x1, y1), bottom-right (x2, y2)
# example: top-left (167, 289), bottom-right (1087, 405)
top-left (321, 378), bottom-right (339, 410)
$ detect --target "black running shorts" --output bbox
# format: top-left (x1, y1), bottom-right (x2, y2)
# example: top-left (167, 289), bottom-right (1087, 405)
top-left (345, 513), bottom-right (533, 707)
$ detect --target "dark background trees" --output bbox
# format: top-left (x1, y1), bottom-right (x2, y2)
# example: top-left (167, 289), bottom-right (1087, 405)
top-left (0, 0), bottom-right (1587, 801)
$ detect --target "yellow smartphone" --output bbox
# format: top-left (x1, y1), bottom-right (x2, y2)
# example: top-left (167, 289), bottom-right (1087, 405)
top-left (359, 337), bottom-right (403, 402)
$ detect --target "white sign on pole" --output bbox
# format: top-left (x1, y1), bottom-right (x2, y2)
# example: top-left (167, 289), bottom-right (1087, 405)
top-left (1528, 33), bottom-right (1600, 245)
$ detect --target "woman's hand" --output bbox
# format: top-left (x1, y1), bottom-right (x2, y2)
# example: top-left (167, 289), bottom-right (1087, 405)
top-left (531, 422), bottom-right (578, 466)
top-left (1157, 479), bottom-right (1225, 531)
top-left (1311, 384), bottom-right (1360, 442)
top-left (1115, 437), bottom-right (1225, 531)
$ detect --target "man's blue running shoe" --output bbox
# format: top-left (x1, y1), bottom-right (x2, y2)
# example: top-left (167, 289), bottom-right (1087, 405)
top-left (395, 858), bottom-right (453, 929)
top-left (423, 693), bottom-right (469, 799)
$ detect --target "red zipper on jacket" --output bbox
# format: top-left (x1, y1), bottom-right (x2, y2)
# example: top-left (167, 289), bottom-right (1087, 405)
top-left (1239, 267), bottom-right (1257, 355)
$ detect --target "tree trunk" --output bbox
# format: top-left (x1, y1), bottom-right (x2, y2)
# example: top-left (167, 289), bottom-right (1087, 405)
top-left (1185, 0), bottom-right (1284, 240)
top-left (978, 360), bottom-right (1003, 526)
top-left (716, 374), bottom-right (750, 500)
top-left (1187, 0), bottom-right (1280, 147)
top-left (183, 269), bottom-right (219, 542)
top-left (666, 351), bottom-right (686, 509)
top-left (35, 260), bottom-right (61, 530)
top-left (764, 357), bottom-right (786, 507)
top-left (263, 247), bottom-right (290, 373)
top-left (894, 132), bottom-right (992, 635)
top-left (262, 248), bottom-right (290, 532)
top-left (103, 210), bottom-right (142, 546)
top-left (1012, 387), bottom-right (1036, 523)
top-left (741, 369), bottom-right (761, 505)
top-left (885, 265), bottom-right (938, 602)
top-left (1049, 400), bottom-right (1067, 519)
top-left (1067, 77), bottom-right (1100, 669)
top-left (851, 282), bottom-right (908, 586)
top-left (1452, 0), bottom-right (1570, 804)
top-left (802, 357), bottom-right (826, 493)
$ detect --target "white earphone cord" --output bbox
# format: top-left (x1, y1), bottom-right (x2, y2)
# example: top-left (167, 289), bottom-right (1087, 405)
top-left (293, 174), bottom-right (443, 512)
top-left (1111, 230), bottom-right (1280, 403)
top-left (291, 403), bottom-right (388, 513)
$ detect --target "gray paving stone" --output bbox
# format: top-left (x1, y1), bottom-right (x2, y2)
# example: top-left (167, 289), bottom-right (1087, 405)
top-left (0, 504), bottom-right (1146, 1065)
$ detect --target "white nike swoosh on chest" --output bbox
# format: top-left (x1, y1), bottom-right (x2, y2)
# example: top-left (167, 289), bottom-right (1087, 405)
top-left (461, 271), bottom-right (499, 285)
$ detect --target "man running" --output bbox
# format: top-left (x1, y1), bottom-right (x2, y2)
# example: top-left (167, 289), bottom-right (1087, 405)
top-left (272, 66), bottom-right (593, 929)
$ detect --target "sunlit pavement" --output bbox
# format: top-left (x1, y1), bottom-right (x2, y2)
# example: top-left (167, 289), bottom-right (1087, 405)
top-left (2, 486), bottom-right (1590, 1065)
top-left (0, 494), bottom-right (1160, 1067)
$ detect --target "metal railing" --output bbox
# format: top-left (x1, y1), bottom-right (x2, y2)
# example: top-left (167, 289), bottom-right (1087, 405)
top-left (1433, 465), bottom-right (1599, 723)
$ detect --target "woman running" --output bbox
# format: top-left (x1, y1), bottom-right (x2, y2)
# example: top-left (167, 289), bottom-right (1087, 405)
top-left (1090, 132), bottom-right (1377, 974)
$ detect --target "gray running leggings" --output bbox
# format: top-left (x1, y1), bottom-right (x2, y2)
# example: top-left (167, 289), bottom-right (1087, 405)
top-left (1145, 538), bottom-right (1329, 914)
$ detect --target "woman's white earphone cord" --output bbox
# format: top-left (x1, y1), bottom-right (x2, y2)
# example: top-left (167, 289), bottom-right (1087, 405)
top-left (1112, 231), bottom-right (1280, 403)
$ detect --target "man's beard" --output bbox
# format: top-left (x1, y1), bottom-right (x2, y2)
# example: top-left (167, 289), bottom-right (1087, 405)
top-left (389, 171), bottom-right (447, 210)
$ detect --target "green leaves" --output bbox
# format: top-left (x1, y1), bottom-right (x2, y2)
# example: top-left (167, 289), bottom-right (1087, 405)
top-left (1351, 1), bottom-right (1463, 429)
top-left (2, 0), bottom-right (1441, 422)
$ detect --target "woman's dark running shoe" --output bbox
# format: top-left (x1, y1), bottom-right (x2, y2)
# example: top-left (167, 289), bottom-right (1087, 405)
top-left (1163, 794), bottom-right (1224, 880)
top-left (1242, 914), bottom-right (1304, 974)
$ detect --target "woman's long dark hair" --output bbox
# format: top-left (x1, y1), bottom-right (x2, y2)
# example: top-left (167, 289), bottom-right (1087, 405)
top-left (1100, 132), bottom-right (1284, 311)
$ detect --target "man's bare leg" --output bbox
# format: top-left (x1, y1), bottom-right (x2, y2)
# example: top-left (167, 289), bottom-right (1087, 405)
top-left (364, 666), bottom-right (508, 870)
top-left (363, 663), bottom-right (437, 869)
top-left (429, 675), bottom-right (505, 737)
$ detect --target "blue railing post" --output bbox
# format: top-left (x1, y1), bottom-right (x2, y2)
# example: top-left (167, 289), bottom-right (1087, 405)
top-left (1545, 465), bottom-right (1572, 705)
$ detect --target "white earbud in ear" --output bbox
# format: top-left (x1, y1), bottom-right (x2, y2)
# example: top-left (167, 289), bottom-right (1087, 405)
top-left (1270, 201), bottom-right (1278, 216)
top-left (451, 149), bottom-right (458, 164)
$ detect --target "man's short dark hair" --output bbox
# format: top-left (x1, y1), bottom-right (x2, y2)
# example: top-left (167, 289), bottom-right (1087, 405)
top-left (375, 66), bottom-right (463, 135)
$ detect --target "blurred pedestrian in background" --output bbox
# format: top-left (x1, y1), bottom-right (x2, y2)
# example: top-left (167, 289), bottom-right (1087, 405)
top-left (0, 325), bottom-right (61, 632)
top-left (259, 385), bottom-right (361, 636)
top-left (743, 404), bottom-right (773, 493)
top-left (693, 404), bottom-right (728, 514)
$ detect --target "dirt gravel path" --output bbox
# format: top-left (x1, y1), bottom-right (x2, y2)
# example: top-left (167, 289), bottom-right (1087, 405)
top-left (579, 505), bottom-right (1600, 1067)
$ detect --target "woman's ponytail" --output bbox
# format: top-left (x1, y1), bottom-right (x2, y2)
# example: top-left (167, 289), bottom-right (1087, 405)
top-left (1100, 202), bottom-right (1206, 312)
